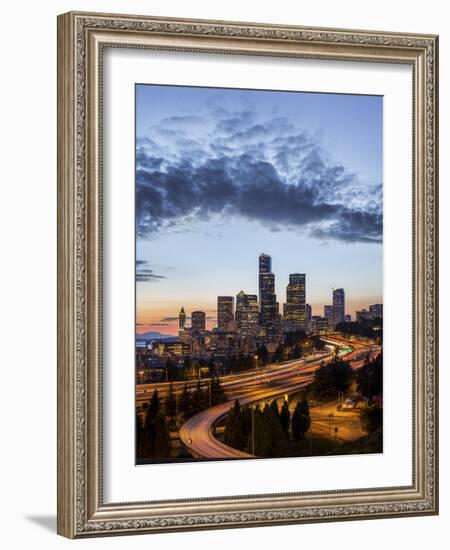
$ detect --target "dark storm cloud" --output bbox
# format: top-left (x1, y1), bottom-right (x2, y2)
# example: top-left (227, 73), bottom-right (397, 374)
top-left (136, 112), bottom-right (382, 244)
top-left (136, 260), bottom-right (166, 282)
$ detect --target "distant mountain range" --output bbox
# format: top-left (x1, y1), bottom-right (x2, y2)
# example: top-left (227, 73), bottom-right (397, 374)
top-left (136, 331), bottom-right (175, 341)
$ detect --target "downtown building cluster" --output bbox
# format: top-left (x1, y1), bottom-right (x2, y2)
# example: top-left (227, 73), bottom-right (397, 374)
top-left (148, 253), bottom-right (381, 361)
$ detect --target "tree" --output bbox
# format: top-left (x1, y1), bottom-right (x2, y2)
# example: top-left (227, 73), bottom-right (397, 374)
top-left (153, 413), bottom-right (171, 458)
top-left (284, 330), bottom-right (306, 347)
top-left (253, 407), bottom-right (270, 456)
top-left (256, 344), bottom-right (270, 366)
top-left (360, 406), bottom-right (383, 434)
top-left (230, 415), bottom-right (246, 450)
top-left (269, 398), bottom-right (280, 420)
top-left (291, 398), bottom-right (311, 440)
top-left (311, 335), bottom-right (325, 350)
top-left (165, 382), bottom-right (177, 428)
top-left (148, 388), bottom-right (160, 419)
top-left (136, 411), bottom-right (144, 459)
top-left (288, 343), bottom-right (303, 360)
top-left (211, 376), bottom-right (227, 405)
top-left (272, 343), bottom-right (286, 363)
top-left (224, 399), bottom-right (241, 446)
top-left (336, 318), bottom-right (383, 342)
top-left (263, 403), bottom-right (288, 457)
top-left (356, 353), bottom-right (383, 400)
top-left (143, 400), bottom-right (157, 457)
top-left (279, 400), bottom-right (291, 436)
top-left (310, 360), bottom-right (353, 400)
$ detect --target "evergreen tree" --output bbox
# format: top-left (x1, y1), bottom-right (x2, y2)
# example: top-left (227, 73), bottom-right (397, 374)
top-left (143, 400), bottom-right (157, 457)
top-left (230, 414), bottom-right (246, 450)
top-left (165, 382), bottom-right (177, 428)
top-left (224, 399), bottom-right (241, 446)
top-left (257, 344), bottom-right (270, 366)
top-left (273, 343), bottom-right (285, 363)
top-left (360, 406), bottom-right (383, 434)
top-left (263, 403), bottom-right (288, 457)
top-left (253, 407), bottom-right (270, 456)
top-left (310, 360), bottom-right (353, 400)
top-left (356, 353), bottom-right (383, 400)
top-left (270, 398), bottom-right (280, 419)
top-left (211, 376), bottom-right (227, 405)
top-left (289, 343), bottom-right (303, 360)
top-left (136, 411), bottom-right (144, 459)
top-left (280, 400), bottom-right (291, 436)
top-left (153, 413), bottom-right (171, 458)
top-left (291, 398), bottom-right (311, 440)
top-left (148, 388), bottom-right (160, 419)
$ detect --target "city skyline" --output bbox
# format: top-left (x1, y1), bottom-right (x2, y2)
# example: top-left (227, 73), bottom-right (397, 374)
top-left (136, 84), bottom-right (383, 336)
top-left (137, 251), bottom-right (382, 336)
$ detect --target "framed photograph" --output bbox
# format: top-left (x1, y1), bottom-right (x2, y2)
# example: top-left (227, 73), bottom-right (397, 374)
top-left (57, 11), bottom-right (439, 538)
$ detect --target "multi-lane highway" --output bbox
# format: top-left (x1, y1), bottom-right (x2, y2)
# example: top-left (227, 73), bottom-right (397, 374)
top-left (136, 351), bottom-right (329, 406)
top-left (178, 339), bottom-right (379, 459)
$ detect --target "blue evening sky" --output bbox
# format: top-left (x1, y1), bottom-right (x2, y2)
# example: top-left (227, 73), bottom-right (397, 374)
top-left (135, 84), bottom-right (383, 335)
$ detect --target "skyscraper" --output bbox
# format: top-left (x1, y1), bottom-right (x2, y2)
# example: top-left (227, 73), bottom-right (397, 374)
top-left (191, 311), bottom-right (206, 332)
top-left (235, 291), bottom-right (259, 336)
top-left (258, 253), bottom-right (278, 338)
top-left (369, 304), bottom-right (383, 318)
top-left (235, 290), bottom-right (246, 330)
top-left (217, 296), bottom-right (234, 331)
top-left (332, 288), bottom-right (345, 326)
top-left (283, 273), bottom-right (306, 331)
top-left (324, 305), bottom-right (334, 328)
top-left (259, 253), bottom-right (272, 274)
top-left (305, 303), bottom-right (312, 330)
top-left (179, 307), bottom-right (186, 330)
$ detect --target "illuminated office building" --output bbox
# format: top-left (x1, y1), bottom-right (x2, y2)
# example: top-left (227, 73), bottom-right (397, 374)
top-left (258, 253), bottom-right (278, 338)
top-left (324, 305), bottom-right (334, 328)
top-left (217, 296), bottom-right (234, 331)
top-left (333, 288), bottom-right (345, 326)
top-left (236, 291), bottom-right (259, 336)
top-left (178, 307), bottom-right (186, 330)
top-left (283, 273), bottom-right (306, 331)
top-left (191, 311), bottom-right (206, 332)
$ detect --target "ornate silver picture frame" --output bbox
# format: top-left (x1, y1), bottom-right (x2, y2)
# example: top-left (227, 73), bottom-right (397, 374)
top-left (57, 11), bottom-right (438, 538)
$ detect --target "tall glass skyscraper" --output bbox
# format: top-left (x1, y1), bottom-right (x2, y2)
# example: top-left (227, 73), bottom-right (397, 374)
top-left (283, 273), bottom-right (306, 331)
top-left (332, 288), bottom-right (345, 326)
top-left (191, 311), bottom-right (206, 332)
top-left (259, 253), bottom-right (272, 274)
top-left (324, 304), bottom-right (334, 328)
top-left (217, 296), bottom-right (234, 331)
top-left (235, 291), bottom-right (258, 336)
top-left (258, 254), bottom-right (278, 338)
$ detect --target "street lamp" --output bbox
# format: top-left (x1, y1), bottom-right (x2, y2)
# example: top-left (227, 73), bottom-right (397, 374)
top-left (138, 369), bottom-right (144, 384)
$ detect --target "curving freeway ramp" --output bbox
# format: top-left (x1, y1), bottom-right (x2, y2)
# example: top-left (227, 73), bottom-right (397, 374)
top-left (179, 342), bottom-right (379, 460)
top-left (179, 354), bottom-right (331, 460)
